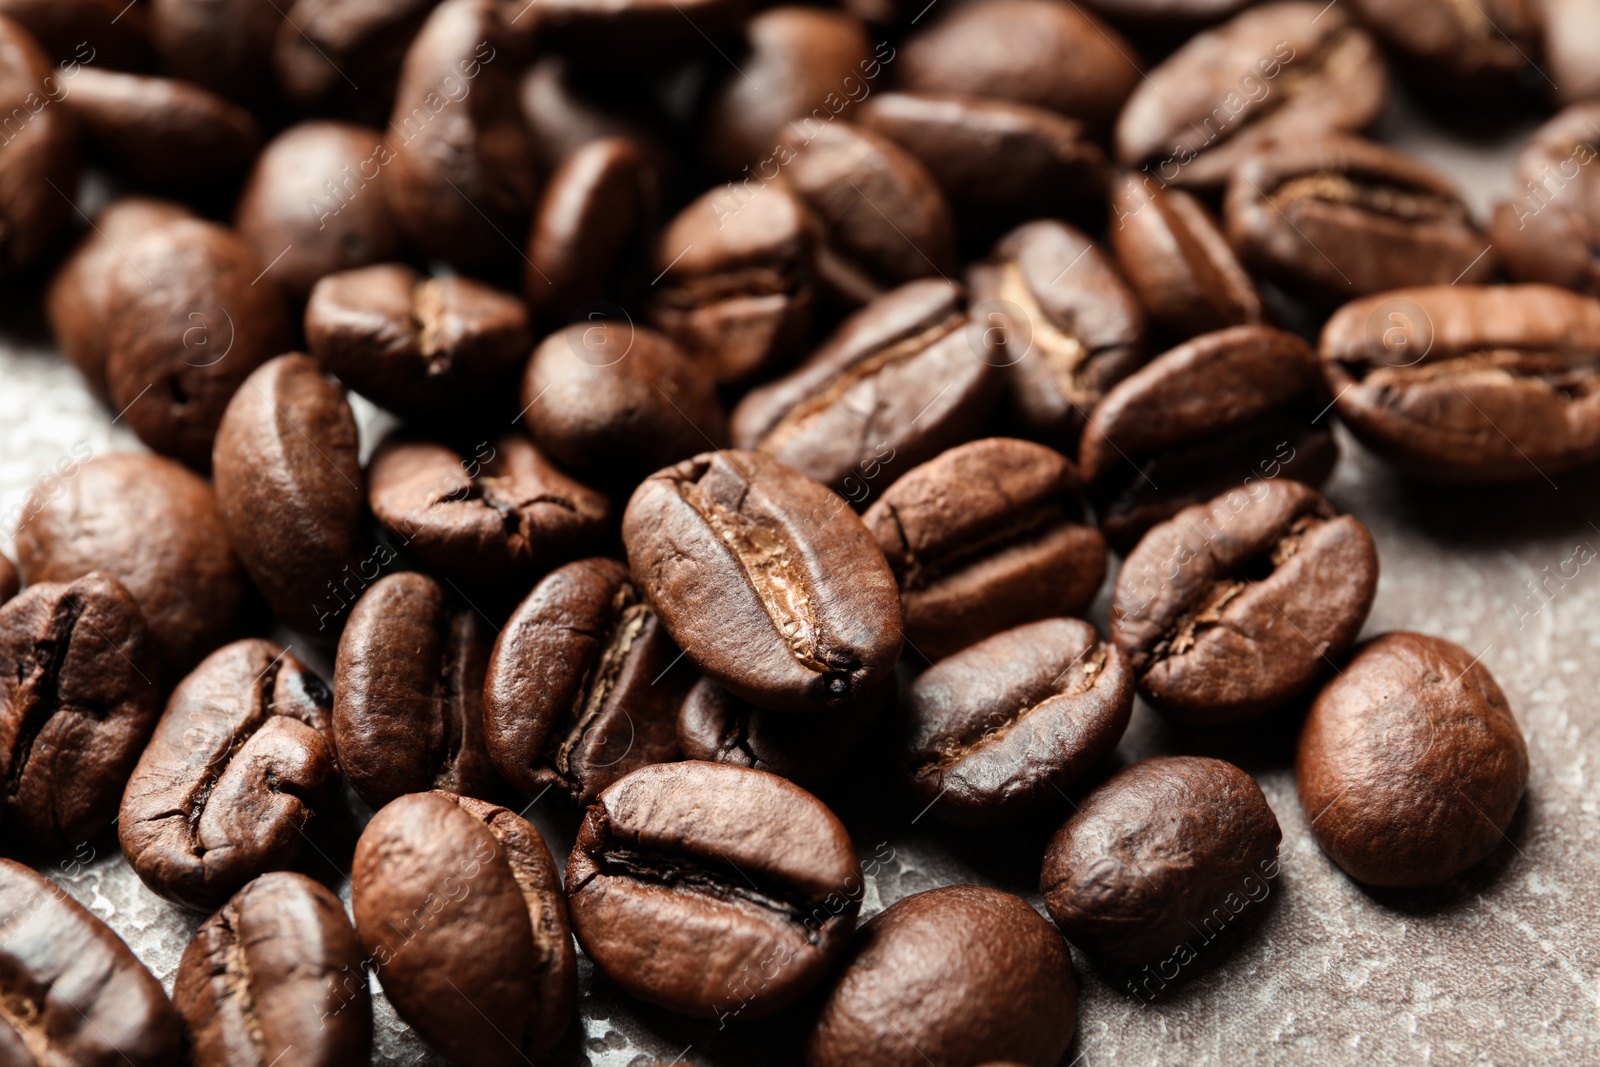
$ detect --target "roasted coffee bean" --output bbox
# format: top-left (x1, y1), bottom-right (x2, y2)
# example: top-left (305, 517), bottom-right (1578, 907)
top-left (518, 55), bottom-right (675, 176)
top-left (1297, 632), bottom-right (1528, 888)
top-left (1041, 756), bottom-right (1282, 964)
top-left (0, 858), bottom-right (183, 1064)
top-left (0, 0), bottom-right (153, 70)
top-left (235, 122), bottom-right (402, 302)
top-left (968, 220), bottom-right (1146, 451)
top-left (274, 0), bottom-right (438, 122)
top-left (1115, 2), bottom-right (1388, 190)
top-left (0, 572), bottom-right (160, 851)
top-left (305, 264), bottom-right (532, 420)
top-left (1110, 173), bottom-right (1261, 340)
top-left (1346, 0), bottom-right (1538, 100)
top-left (174, 871), bottom-right (372, 1067)
top-left (149, 0), bottom-right (281, 106)
top-left (213, 354), bottom-right (367, 637)
top-left (533, 0), bottom-right (742, 66)
top-left (1113, 480), bottom-right (1376, 724)
top-left (1543, 0), bottom-right (1600, 107)
top-left (648, 179), bottom-right (816, 385)
top-left (732, 279), bottom-right (1000, 497)
top-left (807, 884), bottom-right (1077, 1067)
top-left (624, 450), bottom-right (903, 712)
top-left (484, 558), bottom-right (688, 806)
top-left (1492, 105), bottom-right (1600, 297)
top-left (0, 554), bottom-right (16, 605)
top-left (119, 639), bottom-right (339, 910)
top-left (521, 321), bottom-right (725, 486)
top-left (368, 431), bottom-right (610, 588)
top-left (568, 760), bottom-right (859, 1018)
top-left (15, 452), bottom-right (247, 678)
top-left (1226, 135), bottom-right (1494, 302)
top-left (1319, 284), bottom-right (1600, 483)
top-left (1078, 0), bottom-right (1254, 22)
top-left (0, 14), bottom-right (78, 278)
top-left (333, 572), bottom-right (500, 807)
top-left (351, 791), bottom-right (576, 1065)
top-left (862, 438), bottom-right (1106, 659)
top-left (1079, 325), bottom-right (1337, 552)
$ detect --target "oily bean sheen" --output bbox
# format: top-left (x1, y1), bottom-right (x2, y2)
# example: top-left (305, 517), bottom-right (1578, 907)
top-left (0, 858), bottom-right (183, 1064)
top-left (1226, 134), bottom-right (1494, 302)
top-left (274, 0), bottom-right (438, 122)
top-left (213, 354), bottom-right (367, 637)
top-left (333, 572), bottom-right (500, 807)
top-left (0, 572), bottom-right (160, 851)
top-left (1297, 633), bottom-right (1529, 889)
top-left (173, 872), bottom-right (372, 1067)
top-left (0, 0), bottom-right (154, 70)
top-left (567, 761), bottom-right (860, 1018)
top-left (862, 438), bottom-right (1107, 659)
top-left (623, 450), bottom-right (903, 713)
top-left (353, 792), bottom-right (577, 1065)
top-left (732, 279), bottom-right (1001, 497)
top-left (1347, 0), bottom-right (1538, 99)
top-left (0, 14), bottom-right (77, 278)
top-left (120, 640), bottom-right (339, 910)
top-left (1041, 756), bottom-right (1282, 965)
top-left (807, 884), bottom-right (1077, 1067)
top-left (1080, 325), bottom-right (1337, 552)
top-left (1543, 0), bottom-right (1600, 107)
top-left (1320, 285), bottom-right (1600, 483)
top-left (902, 618), bottom-right (1133, 826)
top-left (0, 555), bottom-right (15, 604)
top-left (1492, 105), bottom-right (1600, 297)
top-left (483, 558), bottom-right (690, 806)
top-left (1112, 480), bottom-right (1378, 724)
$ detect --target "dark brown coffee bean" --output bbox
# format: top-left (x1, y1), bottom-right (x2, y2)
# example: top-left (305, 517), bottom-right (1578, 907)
top-left (806, 884), bottom-right (1077, 1067)
top-left (1297, 632), bottom-right (1528, 888)
top-left (568, 760), bottom-right (859, 1018)
top-left (0, 571), bottom-right (160, 851)
top-left (1079, 325), bottom-right (1337, 552)
top-left (1226, 134), bottom-right (1495, 302)
top-left (0, 0), bottom-right (153, 70)
top-left (235, 122), bottom-right (402, 302)
top-left (368, 431), bottom-right (610, 588)
top-left (0, 858), bottom-right (182, 1064)
top-left (150, 0), bottom-right (281, 106)
top-left (1078, 0), bottom-right (1253, 22)
top-left (1041, 756), bottom-right (1281, 964)
top-left (862, 438), bottom-right (1106, 659)
top-left (333, 572), bottom-right (500, 807)
top-left (1543, 0), bottom-right (1600, 107)
top-left (0, 554), bottom-right (15, 604)
top-left (1346, 0), bottom-right (1538, 100)
top-left (305, 264), bottom-right (532, 420)
top-left (1492, 105), bottom-right (1600, 297)
top-left (213, 354), bottom-right (367, 637)
top-left (1110, 173), bottom-right (1262, 340)
top-left (15, 452), bottom-right (247, 678)
top-left (623, 450), bottom-right (903, 712)
top-left (1115, 2), bottom-right (1388, 189)
top-left (0, 14), bottom-right (78, 278)
top-left (1112, 480), bottom-right (1377, 724)
top-left (518, 55), bottom-right (675, 176)
top-left (352, 791), bottom-right (576, 1065)
top-left (273, 0), bottom-right (437, 122)
top-left (120, 639), bottom-right (339, 910)
top-left (484, 558), bottom-right (688, 806)
top-left (648, 179), bottom-right (816, 385)
top-left (174, 871), bottom-right (372, 1067)
top-left (1319, 284), bottom-right (1600, 483)
top-left (534, 0), bottom-right (742, 66)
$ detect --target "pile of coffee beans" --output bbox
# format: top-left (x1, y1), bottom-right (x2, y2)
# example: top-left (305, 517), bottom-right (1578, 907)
top-left (0, 0), bottom-right (1583, 1060)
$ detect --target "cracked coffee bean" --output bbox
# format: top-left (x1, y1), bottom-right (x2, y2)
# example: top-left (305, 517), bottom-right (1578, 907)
top-left (567, 760), bottom-right (860, 1018)
top-left (119, 639), bottom-right (340, 910)
top-left (1346, 0), bottom-right (1539, 101)
top-left (1112, 480), bottom-right (1377, 724)
top-left (1041, 756), bottom-right (1282, 965)
top-left (174, 871), bottom-right (372, 1067)
top-left (1492, 104), bottom-right (1600, 298)
top-left (352, 791), bottom-right (576, 1066)
top-left (1297, 632), bottom-right (1529, 888)
top-left (483, 557), bottom-right (690, 806)
top-left (623, 449), bottom-right (903, 713)
top-left (0, 14), bottom-right (77, 279)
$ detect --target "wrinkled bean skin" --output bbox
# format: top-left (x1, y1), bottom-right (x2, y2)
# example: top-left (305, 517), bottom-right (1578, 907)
top-left (0, 15), bottom-right (78, 279)
top-left (1492, 105), bottom-right (1600, 298)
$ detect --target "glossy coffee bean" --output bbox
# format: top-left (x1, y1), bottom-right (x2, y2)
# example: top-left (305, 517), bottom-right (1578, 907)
top-left (0, 14), bottom-right (78, 278)
top-left (1297, 633), bottom-right (1528, 888)
top-left (518, 55), bottom-right (675, 176)
top-left (0, 858), bottom-right (182, 1064)
top-left (807, 884), bottom-right (1077, 1067)
top-left (1319, 284), bottom-right (1600, 483)
top-left (1113, 480), bottom-right (1376, 724)
top-left (352, 791), bottom-right (577, 1065)
top-left (1492, 105), bottom-right (1600, 297)
top-left (0, 0), bottom-right (153, 70)
top-left (150, 0), bottom-right (281, 106)
top-left (568, 761), bottom-right (859, 1018)
top-left (333, 572), bottom-right (500, 807)
top-left (274, 0), bottom-right (437, 121)
top-left (1080, 325), bottom-right (1337, 552)
top-left (0, 572), bottom-right (160, 851)
top-left (862, 438), bottom-right (1106, 659)
top-left (15, 452), bottom-right (247, 678)
top-left (174, 872), bottom-right (372, 1067)
top-left (732, 279), bottom-right (1000, 497)
top-left (1346, 0), bottom-right (1538, 100)
top-left (120, 640), bottom-right (339, 910)
top-left (0, 554), bottom-right (15, 604)
top-left (1041, 756), bottom-right (1282, 964)
top-left (1543, 0), bottom-right (1600, 107)
top-left (213, 354), bottom-right (367, 637)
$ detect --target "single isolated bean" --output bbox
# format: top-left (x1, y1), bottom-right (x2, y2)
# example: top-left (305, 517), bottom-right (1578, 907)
top-left (0, 14), bottom-right (78, 278)
top-left (1491, 104), bottom-right (1600, 298)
